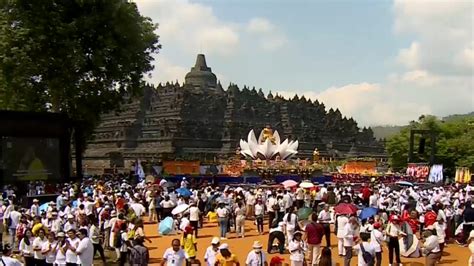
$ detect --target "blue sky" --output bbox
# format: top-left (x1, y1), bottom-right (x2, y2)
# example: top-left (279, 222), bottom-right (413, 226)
top-left (136, 0), bottom-right (473, 126)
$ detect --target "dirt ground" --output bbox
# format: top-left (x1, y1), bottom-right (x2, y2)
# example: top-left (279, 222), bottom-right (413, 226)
top-left (142, 219), bottom-right (471, 266)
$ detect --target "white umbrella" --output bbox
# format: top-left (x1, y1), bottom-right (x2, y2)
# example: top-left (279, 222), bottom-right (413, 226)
top-left (299, 181), bottom-right (314, 188)
top-left (171, 204), bottom-right (189, 215)
top-left (281, 180), bottom-right (298, 188)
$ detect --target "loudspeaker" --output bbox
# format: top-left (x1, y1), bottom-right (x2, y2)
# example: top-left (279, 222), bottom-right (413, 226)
top-left (419, 138), bottom-right (426, 154)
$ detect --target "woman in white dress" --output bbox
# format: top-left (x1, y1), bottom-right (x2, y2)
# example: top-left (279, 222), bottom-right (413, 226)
top-left (53, 232), bottom-right (67, 266)
top-left (288, 231), bottom-right (306, 266)
top-left (282, 208), bottom-right (298, 247)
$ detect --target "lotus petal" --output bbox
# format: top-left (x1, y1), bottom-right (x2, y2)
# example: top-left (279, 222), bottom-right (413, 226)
top-left (277, 139), bottom-right (289, 158)
top-left (288, 140), bottom-right (299, 151)
top-left (257, 129), bottom-right (265, 144)
top-left (273, 130), bottom-right (281, 145)
top-left (247, 130), bottom-right (259, 156)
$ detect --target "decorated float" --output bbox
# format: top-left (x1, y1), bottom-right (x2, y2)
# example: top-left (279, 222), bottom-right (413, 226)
top-left (223, 125), bottom-right (323, 178)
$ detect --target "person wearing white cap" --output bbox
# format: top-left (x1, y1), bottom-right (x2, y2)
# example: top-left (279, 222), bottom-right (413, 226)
top-left (215, 243), bottom-right (239, 266)
top-left (31, 199), bottom-right (40, 217)
top-left (63, 214), bottom-right (77, 233)
top-left (204, 237), bottom-right (220, 266)
top-left (53, 231), bottom-right (67, 266)
top-left (245, 241), bottom-right (267, 266)
top-left (161, 239), bottom-right (186, 266)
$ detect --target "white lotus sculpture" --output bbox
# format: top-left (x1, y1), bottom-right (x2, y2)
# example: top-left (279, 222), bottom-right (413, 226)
top-left (239, 129), bottom-right (298, 160)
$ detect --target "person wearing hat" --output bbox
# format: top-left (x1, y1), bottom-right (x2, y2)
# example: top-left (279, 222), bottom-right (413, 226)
top-left (385, 215), bottom-right (406, 266)
top-left (421, 229), bottom-right (441, 266)
top-left (204, 237), bottom-right (220, 266)
top-left (370, 222), bottom-right (384, 266)
top-left (53, 231), bottom-right (67, 266)
top-left (288, 231), bottom-right (305, 266)
top-left (1, 244), bottom-right (22, 266)
top-left (215, 243), bottom-right (239, 266)
top-left (31, 199), bottom-right (40, 217)
top-left (245, 241), bottom-right (267, 266)
top-left (63, 214), bottom-right (77, 233)
top-left (181, 225), bottom-right (198, 265)
top-left (269, 256), bottom-right (284, 266)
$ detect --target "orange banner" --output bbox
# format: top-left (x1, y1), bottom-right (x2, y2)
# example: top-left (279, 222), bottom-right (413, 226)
top-left (163, 161), bottom-right (200, 175)
top-left (342, 160), bottom-right (377, 174)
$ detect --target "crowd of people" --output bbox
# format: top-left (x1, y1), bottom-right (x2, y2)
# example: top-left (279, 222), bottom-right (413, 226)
top-left (0, 176), bottom-right (472, 266)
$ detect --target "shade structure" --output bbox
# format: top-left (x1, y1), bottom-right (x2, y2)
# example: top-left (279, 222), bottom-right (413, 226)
top-left (281, 180), bottom-right (298, 188)
top-left (159, 217), bottom-right (174, 235)
top-left (396, 181), bottom-right (413, 187)
top-left (299, 181), bottom-right (314, 189)
top-left (359, 207), bottom-right (378, 220)
top-left (172, 204), bottom-right (190, 215)
top-left (297, 207), bottom-right (313, 220)
top-left (334, 203), bottom-right (357, 215)
top-left (176, 187), bottom-right (192, 197)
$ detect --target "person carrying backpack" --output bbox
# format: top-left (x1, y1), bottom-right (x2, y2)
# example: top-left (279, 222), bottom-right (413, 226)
top-left (355, 232), bottom-right (375, 266)
top-left (129, 237), bottom-right (149, 266)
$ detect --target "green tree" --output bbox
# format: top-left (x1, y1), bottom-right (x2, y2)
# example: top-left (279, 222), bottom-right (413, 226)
top-left (386, 115), bottom-right (474, 175)
top-left (0, 0), bottom-right (160, 148)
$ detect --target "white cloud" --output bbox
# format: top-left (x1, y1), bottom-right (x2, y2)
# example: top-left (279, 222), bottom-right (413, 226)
top-left (135, 0), bottom-right (287, 83)
top-left (136, 0), bottom-right (240, 57)
top-left (148, 57), bottom-right (188, 85)
top-left (247, 18), bottom-right (274, 34)
top-left (397, 42), bottom-right (420, 69)
top-left (246, 17), bottom-right (287, 51)
top-left (394, 0), bottom-right (473, 75)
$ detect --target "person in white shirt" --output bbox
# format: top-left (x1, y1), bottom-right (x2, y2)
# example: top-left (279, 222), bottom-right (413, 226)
top-left (245, 241), bottom-right (267, 266)
top-left (385, 216), bottom-right (405, 266)
top-left (342, 217), bottom-right (358, 266)
top-left (131, 201), bottom-right (146, 218)
top-left (89, 219), bottom-right (106, 263)
top-left (282, 209), bottom-right (298, 247)
top-left (1, 244), bottom-right (22, 266)
top-left (318, 204), bottom-right (332, 247)
top-left (53, 231), bottom-right (68, 266)
top-left (246, 192), bottom-right (256, 219)
top-left (432, 218), bottom-right (446, 259)
top-left (19, 229), bottom-right (34, 265)
top-left (161, 239), bottom-right (186, 266)
top-left (31, 199), bottom-right (40, 217)
top-left (76, 228), bottom-right (94, 266)
top-left (370, 223), bottom-right (384, 266)
top-left (204, 237), bottom-right (220, 266)
top-left (288, 231), bottom-right (306, 266)
top-left (188, 202), bottom-right (201, 237)
top-left (295, 188), bottom-right (305, 208)
top-left (8, 206), bottom-right (21, 248)
top-left (255, 200), bottom-right (264, 235)
top-left (32, 228), bottom-right (48, 265)
top-left (216, 203), bottom-right (229, 239)
top-left (422, 229), bottom-right (441, 266)
top-left (41, 231), bottom-right (57, 265)
top-left (63, 215), bottom-right (77, 233)
top-left (336, 215), bottom-right (349, 256)
top-left (65, 229), bottom-right (80, 265)
top-left (354, 233), bottom-right (376, 266)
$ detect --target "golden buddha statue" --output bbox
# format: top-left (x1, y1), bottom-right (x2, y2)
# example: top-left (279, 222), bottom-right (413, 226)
top-left (261, 124), bottom-right (276, 144)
